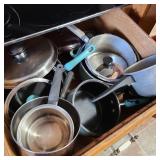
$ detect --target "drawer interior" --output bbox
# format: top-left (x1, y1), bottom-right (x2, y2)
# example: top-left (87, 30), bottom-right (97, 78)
top-left (4, 8), bottom-right (156, 156)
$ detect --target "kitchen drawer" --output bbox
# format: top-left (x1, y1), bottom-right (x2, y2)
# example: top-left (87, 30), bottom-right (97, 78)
top-left (4, 6), bottom-right (156, 156)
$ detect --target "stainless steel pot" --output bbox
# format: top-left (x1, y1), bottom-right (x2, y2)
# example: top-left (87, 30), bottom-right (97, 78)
top-left (16, 105), bottom-right (74, 153)
top-left (10, 68), bottom-right (80, 156)
top-left (80, 34), bottom-right (138, 82)
top-left (10, 97), bottom-right (80, 156)
top-left (66, 25), bottom-right (137, 82)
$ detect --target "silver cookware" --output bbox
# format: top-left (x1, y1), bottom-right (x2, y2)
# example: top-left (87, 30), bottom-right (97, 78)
top-left (66, 25), bottom-right (137, 82)
top-left (10, 67), bottom-right (80, 156)
top-left (10, 65), bottom-right (76, 155)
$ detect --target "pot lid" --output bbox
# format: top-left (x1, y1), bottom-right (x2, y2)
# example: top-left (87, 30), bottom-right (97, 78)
top-left (85, 52), bottom-right (128, 81)
top-left (4, 37), bottom-right (57, 89)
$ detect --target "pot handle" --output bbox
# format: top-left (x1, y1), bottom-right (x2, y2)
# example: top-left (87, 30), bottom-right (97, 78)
top-left (25, 83), bottom-right (46, 103)
top-left (48, 64), bottom-right (64, 105)
top-left (64, 44), bottom-right (96, 71)
top-left (60, 71), bottom-right (74, 99)
top-left (120, 98), bottom-right (150, 108)
top-left (92, 76), bottom-right (135, 103)
top-left (67, 25), bottom-right (89, 43)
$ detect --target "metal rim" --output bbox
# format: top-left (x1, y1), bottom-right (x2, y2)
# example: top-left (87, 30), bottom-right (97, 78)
top-left (4, 78), bottom-right (50, 120)
top-left (16, 104), bottom-right (75, 152)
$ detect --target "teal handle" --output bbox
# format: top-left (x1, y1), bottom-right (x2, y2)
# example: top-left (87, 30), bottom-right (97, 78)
top-left (124, 98), bottom-right (149, 108)
top-left (70, 50), bottom-right (78, 58)
top-left (26, 94), bottom-right (38, 102)
top-left (64, 44), bottom-right (96, 71)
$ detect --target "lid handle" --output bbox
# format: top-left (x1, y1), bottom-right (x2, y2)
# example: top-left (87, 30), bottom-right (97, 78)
top-left (103, 56), bottom-right (113, 66)
top-left (9, 43), bottom-right (27, 63)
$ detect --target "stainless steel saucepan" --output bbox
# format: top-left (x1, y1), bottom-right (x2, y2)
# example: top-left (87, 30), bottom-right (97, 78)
top-left (65, 25), bottom-right (138, 83)
top-left (10, 65), bottom-right (77, 155)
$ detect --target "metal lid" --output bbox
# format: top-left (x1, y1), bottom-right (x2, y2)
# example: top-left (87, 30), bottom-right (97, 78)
top-left (85, 52), bottom-right (128, 81)
top-left (4, 37), bottom-right (57, 89)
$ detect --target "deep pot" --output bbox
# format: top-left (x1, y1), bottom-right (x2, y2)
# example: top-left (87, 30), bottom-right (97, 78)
top-left (67, 79), bottom-right (120, 136)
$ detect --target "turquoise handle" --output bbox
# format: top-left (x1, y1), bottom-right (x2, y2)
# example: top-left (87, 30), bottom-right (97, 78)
top-left (26, 94), bottom-right (38, 102)
top-left (64, 44), bottom-right (96, 71)
top-left (124, 98), bottom-right (149, 108)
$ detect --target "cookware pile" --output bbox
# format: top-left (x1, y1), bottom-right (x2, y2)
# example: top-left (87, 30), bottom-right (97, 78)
top-left (4, 25), bottom-right (156, 156)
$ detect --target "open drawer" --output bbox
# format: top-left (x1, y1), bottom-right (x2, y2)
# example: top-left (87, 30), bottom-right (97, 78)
top-left (4, 7), bottom-right (156, 156)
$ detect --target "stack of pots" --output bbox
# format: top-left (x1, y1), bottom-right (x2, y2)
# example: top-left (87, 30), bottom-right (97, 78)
top-left (4, 24), bottom-right (156, 156)
top-left (5, 69), bottom-right (80, 156)
top-left (4, 37), bottom-right (80, 156)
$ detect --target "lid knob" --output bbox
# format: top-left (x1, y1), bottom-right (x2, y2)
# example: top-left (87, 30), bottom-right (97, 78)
top-left (103, 56), bottom-right (113, 67)
top-left (9, 43), bottom-right (27, 63)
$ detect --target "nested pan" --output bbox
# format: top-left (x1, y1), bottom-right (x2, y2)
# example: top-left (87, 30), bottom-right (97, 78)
top-left (10, 68), bottom-right (80, 156)
top-left (10, 65), bottom-right (73, 155)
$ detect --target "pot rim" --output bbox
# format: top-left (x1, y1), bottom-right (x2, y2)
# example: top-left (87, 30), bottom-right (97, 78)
top-left (4, 78), bottom-right (50, 120)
